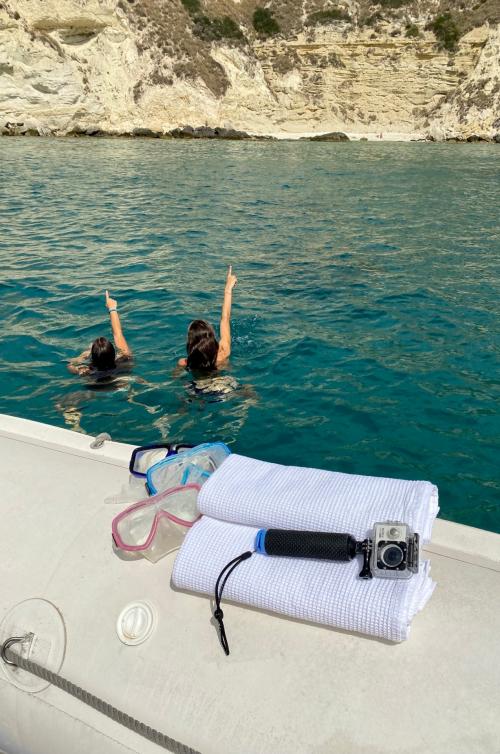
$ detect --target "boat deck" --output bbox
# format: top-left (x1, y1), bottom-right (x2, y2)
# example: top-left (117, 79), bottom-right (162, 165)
top-left (1, 415), bottom-right (499, 754)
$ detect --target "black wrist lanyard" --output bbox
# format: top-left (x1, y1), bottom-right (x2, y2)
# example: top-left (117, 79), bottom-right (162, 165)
top-left (213, 551), bottom-right (253, 656)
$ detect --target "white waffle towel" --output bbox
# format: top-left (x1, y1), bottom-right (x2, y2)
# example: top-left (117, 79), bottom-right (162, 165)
top-left (172, 455), bottom-right (439, 641)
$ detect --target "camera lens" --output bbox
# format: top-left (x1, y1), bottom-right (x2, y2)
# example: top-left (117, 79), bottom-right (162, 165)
top-left (380, 544), bottom-right (404, 568)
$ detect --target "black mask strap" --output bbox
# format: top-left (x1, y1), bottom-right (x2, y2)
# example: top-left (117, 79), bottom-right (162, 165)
top-left (213, 551), bottom-right (253, 656)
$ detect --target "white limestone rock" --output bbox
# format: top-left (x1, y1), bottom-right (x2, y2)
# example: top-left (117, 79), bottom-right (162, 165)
top-left (0, 0), bottom-right (498, 140)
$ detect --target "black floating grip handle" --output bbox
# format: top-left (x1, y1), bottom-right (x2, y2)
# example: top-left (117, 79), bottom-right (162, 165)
top-left (263, 530), bottom-right (357, 562)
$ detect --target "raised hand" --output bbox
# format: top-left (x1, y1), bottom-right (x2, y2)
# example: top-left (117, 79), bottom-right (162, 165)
top-left (105, 289), bottom-right (118, 311)
top-left (225, 265), bottom-right (237, 292)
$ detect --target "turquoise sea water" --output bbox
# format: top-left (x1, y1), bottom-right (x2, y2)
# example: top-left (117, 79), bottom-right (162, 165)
top-left (0, 137), bottom-right (499, 532)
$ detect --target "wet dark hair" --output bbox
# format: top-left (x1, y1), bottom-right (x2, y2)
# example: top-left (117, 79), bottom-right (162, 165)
top-left (186, 319), bottom-right (219, 371)
top-left (91, 337), bottom-right (116, 371)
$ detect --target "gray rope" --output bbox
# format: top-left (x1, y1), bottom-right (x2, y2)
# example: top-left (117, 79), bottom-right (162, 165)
top-left (4, 640), bottom-right (201, 754)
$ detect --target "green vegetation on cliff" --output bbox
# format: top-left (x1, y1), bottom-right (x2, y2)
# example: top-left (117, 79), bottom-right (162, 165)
top-left (405, 23), bottom-right (420, 38)
top-left (116, 0), bottom-right (499, 101)
top-left (180, 0), bottom-right (200, 13)
top-left (377, 0), bottom-right (411, 8)
top-left (426, 13), bottom-right (461, 51)
top-left (306, 8), bottom-right (351, 25)
top-left (253, 7), bottom-right (281, 36)
top-left (193, 14), bottom-right (245, 41)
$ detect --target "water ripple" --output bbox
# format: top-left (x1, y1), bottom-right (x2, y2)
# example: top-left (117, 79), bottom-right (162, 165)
top-left (0, 138), bottom-right (499, 532)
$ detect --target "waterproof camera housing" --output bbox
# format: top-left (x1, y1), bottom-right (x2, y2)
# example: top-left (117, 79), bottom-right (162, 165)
top-left (370, 522), bottom-right (419, 580)
top-left (255, 521), bottom-right (420, 580)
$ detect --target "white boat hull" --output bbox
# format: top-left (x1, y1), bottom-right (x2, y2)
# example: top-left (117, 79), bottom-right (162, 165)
top-left (1, 415), bottom-right (499, 754)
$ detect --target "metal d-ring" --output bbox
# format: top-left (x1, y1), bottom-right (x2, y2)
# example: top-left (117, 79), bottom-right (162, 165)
top-left (1, 636), bottom-right (26, 666)
top-left (90, 432), bottom-right (111, 449)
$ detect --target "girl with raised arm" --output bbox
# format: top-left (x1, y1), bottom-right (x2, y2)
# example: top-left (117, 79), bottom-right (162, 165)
top-left (68, 291), bottom-right (132, 376)
top-left (178, 266), bottom-right (237, 372)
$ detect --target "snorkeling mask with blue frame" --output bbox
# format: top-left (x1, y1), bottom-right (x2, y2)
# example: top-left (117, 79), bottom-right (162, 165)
top-left (145, 442), bottom-right (231, 495)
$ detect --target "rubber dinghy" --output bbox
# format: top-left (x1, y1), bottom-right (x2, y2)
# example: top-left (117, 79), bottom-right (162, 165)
top-left (0, 414), bottom-right (499, 754)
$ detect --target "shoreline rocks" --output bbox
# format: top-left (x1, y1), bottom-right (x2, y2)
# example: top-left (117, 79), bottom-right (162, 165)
top-left (167, 125), bottom-right (273, 140)
top-left (60, 124), bottom-right (275, 140)
top-left (1, 121), bottom-right (498, 144)
top-left (301, 132), bottom-right (350, 141)
top-left (0, 121), bottom-right (40, 136)
top-left (444, 135), bottom-right (494, 143)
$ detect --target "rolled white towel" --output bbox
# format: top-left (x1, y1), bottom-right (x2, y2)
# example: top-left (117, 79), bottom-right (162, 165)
top-left (173, 454), bottom-right (438, 642)
top-left (198, 454), bottom-right (439, 542)
top-left (172, 516), bottom-right (436, 642)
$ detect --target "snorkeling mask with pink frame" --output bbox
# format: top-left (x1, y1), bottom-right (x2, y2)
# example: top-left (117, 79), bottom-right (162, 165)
top-left (112, 484), bottom-right (201, 563)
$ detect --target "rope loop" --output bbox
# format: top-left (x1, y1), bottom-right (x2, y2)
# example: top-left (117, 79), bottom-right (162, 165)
top-left (2, 635), bottom-right (201, 754)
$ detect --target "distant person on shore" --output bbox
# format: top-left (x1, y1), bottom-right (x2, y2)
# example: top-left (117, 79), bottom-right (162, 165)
top-left (178, 265), bottom-right (237, 373)
top-left (68, 291), bottom-right (132, 377)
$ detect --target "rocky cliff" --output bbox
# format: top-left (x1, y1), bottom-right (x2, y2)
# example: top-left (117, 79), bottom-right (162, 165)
top-left (0, 0), bottom-right (498, 139)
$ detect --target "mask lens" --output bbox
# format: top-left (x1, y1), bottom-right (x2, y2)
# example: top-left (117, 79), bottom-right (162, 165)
top-left (194, 447), bottom-right (227, 473)
top-left (158, 486), bottom-right (199, 523)
top-left (116, 505), bottom-right (157, 547)
top-left (132, 447), bottom-right (170, 475)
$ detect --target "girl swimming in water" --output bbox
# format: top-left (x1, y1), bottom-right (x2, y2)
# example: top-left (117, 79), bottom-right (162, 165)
top-left (68, 290), bottom-right (132, 376)
top-left (178, 266), bottom-right (237, 372)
